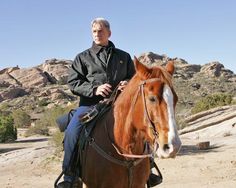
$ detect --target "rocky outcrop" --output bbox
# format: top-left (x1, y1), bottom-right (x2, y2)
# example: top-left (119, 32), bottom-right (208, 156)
top-left (200, 61), bottom-right (234, 78)
top-left (0, 86), bottom-right (28, 102)
top-left (0, 59), bottom-right (74, 102)
top-left (138, 52), bottom-right (168, 65)
top-left (0, 71), bottom-right (20, 86)
top-left (0, 54), bottom-right (235, 114)
top-left (175, 64), bottom-right (201, 79)
top-left (0, 59), bottom-right (72, 89)
top-left (179, 105), bottom-right (236, 141)
top-left (0, 66), bottom-right (20, 74)
top-left (9, 67), bottom-right (49, 88)
top-left (39, 59), bottom-right (72, 84)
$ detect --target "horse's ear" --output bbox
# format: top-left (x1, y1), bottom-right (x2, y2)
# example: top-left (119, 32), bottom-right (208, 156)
top-left (166, 60), bottom-right (175, 75)
top-left (133, 56), bottom-right (151, 78)
top-left (133, 56), bottom-right (140, 70)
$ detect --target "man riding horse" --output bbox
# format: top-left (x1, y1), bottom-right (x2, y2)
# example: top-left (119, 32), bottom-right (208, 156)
top-left (57, 18), bottom-right (161, 188)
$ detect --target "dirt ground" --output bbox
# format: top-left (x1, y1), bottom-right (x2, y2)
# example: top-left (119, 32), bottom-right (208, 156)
top-left (0, 126), bottom-right (236, 188)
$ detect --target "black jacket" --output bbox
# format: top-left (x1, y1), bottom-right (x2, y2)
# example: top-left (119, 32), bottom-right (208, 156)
top-left (67, 41), bottom-right (135, 106)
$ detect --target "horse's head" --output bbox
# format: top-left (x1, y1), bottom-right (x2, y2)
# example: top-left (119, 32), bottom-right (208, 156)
top-left (131, 57), bottom-right (181, 158)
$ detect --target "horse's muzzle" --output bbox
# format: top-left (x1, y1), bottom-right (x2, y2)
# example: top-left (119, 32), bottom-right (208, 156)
top-left (157, 140), bottom-right (182, 159)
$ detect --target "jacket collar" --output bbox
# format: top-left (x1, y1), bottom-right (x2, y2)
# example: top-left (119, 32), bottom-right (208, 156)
top-left (91, 41), bottom-right (115, 54)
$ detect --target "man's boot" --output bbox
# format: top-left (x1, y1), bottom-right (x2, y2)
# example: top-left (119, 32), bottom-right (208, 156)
top-left (147, 158), bottom-right (163, 187)
top-left (57, 181), bottom-right (72, 188)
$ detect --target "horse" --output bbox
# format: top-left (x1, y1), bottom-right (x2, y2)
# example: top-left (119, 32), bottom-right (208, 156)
top-left (78, 57), bottom-right (182, 188)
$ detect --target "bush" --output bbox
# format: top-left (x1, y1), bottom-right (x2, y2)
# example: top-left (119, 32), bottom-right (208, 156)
top-left (38, 98), bottom-right (50, 107)
top-left (38, 104), bottom-right (77, 128)
top-left (0, 114), bottom-right (17, 142)
top-left (12, 110), bottom-right (31, 128)
top-left (25, 121), bottom-right (49, 137)
top-left (50, 130), bottom-right (64, 156)
top-left (191, 93), bottom-right (233, 114)
top-left (47, 105), bottom-right (76, 154)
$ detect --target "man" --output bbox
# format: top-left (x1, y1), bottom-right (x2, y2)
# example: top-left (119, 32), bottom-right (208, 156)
top-left (57, 18), bottom-right (135, 188)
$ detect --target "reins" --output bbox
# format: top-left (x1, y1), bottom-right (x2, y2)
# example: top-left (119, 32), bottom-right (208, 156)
top-left (87, 132), bottom-right (144, 188)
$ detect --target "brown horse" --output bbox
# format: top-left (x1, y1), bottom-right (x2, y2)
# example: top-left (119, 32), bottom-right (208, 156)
top-left (79, 57), bottom-right (181, 188)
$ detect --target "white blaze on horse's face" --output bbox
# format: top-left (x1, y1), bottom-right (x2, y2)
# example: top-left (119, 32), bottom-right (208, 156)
top-left (157, 84), bottom-right (182, 158)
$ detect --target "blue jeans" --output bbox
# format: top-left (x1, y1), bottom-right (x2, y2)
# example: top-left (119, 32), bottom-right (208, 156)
top-left (63, 106), bottom-right (91, 182)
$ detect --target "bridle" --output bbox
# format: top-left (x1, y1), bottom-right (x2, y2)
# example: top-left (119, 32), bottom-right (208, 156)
top-left (107, 77), bottom-right (162, 159)
top-left (138, 78), bottom-right (161, 139)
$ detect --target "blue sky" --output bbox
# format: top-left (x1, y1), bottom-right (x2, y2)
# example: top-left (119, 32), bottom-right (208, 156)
top-left (0, 0), bottom-right (236, 73)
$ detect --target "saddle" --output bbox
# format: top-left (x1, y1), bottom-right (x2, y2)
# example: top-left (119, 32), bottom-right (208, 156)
top-left (65, 101), bottom-right (112, 178)
top-left (65, 87), bottom-right (119, 178)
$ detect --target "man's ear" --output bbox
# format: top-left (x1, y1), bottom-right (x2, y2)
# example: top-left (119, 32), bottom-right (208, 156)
top-left (166, 60), bottom-right (175, 75)
top-left (108, 30), bottom-right (111, 38)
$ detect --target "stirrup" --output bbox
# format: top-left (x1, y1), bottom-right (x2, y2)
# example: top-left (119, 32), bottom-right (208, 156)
top-left (147, 173), bottom-right (162, 187)
top-left (54, 171), bottom-right (64, 188)
top-left (147, 160), bottom-right (163, 187)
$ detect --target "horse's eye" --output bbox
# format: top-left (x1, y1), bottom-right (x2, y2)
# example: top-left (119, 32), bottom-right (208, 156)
top-left (149, 96), bottom-right (157, 103)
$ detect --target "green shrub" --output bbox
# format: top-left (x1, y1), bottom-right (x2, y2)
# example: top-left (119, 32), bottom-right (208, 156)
top-left (191, 93), bottom-right (233, 114)
top-left (38, 98), bottom-right (49, 107)
top-left (0, 114), bottom-right (17, 142)
top-left (0, 103), bottom-right (11, 111)
top-left (38, 104), bottom-right (77, 128)
top-left (39, 106), bottom-right (68, 127)
top-left (25, 121), bottom-right (49, 137)
top-left (47, 105), bottom-right (76, 154)
top-left (50, 130), bottom-right (64, 156)
top-left (12, 110), bottom-right (31, 128)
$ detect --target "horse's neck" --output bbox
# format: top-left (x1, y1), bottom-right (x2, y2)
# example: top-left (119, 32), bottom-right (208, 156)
top-left (113, 99), bottom-right (145, 155)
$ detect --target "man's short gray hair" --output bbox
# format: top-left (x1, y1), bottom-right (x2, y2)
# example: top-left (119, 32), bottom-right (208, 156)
top-left (91, 18), bottom-right (110, 30)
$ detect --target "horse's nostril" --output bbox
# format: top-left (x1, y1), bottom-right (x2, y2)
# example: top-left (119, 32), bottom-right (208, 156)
top-left (163, 144), bottom-right (169, 151)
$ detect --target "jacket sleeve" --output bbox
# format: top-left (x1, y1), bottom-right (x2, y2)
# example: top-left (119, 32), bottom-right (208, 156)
top-left (67, 55), bottom-right (95, 98)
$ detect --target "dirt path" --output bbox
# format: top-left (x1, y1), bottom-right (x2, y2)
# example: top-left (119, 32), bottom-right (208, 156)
top-left (157, 136), bottom-right (236, 188)
top-left (0, 134), bottom-right (61, 188)
top-left (157, 116), bottom-right (236, 188)
top-left (1, 126), bottom-right (236, 188)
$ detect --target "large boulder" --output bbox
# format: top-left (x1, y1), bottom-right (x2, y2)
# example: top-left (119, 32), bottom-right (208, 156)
top-left (39, 58), bottom-right (72, 84)
top-left (200, 62), bottom-right (234, 78)
top-left (0, 72), bottom-right (20, 86)
top-left (138, 52), bottom-right (169, 66)
top-left (0, 86), bottom-right (28, 101)
top-left (9, 67), bottom-right (49, 87)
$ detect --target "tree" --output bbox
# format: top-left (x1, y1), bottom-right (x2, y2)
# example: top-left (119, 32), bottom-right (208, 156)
top-left (0, 114), bottom-right (17, 142)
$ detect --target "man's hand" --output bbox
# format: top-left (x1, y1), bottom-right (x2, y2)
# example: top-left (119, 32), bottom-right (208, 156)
top-left (118, 81), bottom-right (128, 91)
top-left (94, 83), bottom-right (112, 97)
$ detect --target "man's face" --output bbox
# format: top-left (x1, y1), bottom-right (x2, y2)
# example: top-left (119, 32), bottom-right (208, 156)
top-left (92, 23), bottom-right (111, 46)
